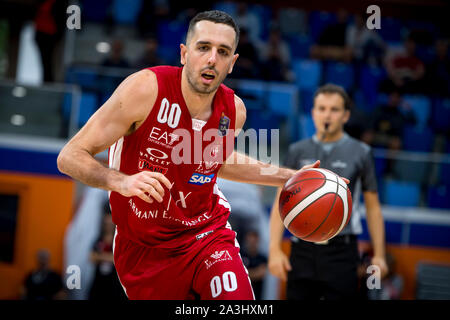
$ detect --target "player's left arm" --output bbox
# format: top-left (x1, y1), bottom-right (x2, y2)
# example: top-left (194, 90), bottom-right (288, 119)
top-left (218, 95), bottom-right (315, 187)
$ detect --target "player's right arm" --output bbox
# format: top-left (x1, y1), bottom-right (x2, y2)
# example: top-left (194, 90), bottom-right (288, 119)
top-left (57, 69), bottom-right (171, 203)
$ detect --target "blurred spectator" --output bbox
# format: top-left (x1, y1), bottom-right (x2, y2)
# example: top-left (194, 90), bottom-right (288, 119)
top-left (241, 230), bottom-right (267, 300)
top-left (135, 37), bottom-right (166, 69)
top-left (345, 102), bottom-right (370, 141)
top-left (89, 205), bottom-right (126, 300)
top-left (260, 27), bottom-right (293, 82)
top-left (346, 14), bottom-right (385, 67)
top-left (425, 38), bottom-right (450, 97)
top-left (22, 249), bottom-right (65, 300)
top-left (234, 2), bottom-right (261, 46)
top-left (380, 36), bottom-right (426, 94)
top-left (137, 0), bottom-right (170, 38)
top-left (310, 9), bottom-right (352, 62)
top-left (362, 91), bottom-right (416, 150)
top-left (102, 39), bottom-right (130, 68)
top-left (33, 0), bottom-right (67, 82)
top-left (368, 253), bottom-right (403, 300)
top-left (232, 28), bottom-right (260, 79)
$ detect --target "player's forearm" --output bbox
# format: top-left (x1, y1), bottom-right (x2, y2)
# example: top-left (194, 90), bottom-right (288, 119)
top-left (57, 145), bottom-right (125, 193)
top-left (218, 152), bottom-right (295, 187)
top-left (269, 188), bottom-right (285, 252)
top-left (366, 206), bottom-right (386, 259)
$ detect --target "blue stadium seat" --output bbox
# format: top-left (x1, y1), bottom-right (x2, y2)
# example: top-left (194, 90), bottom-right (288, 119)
top-left (157, 46), bottom-right (179, 66)
top-left (402, 126), bottom-right (434, 152)
top-left (212, 1), bottom-right (237, 16)
top-left (157, 20), bottom-right (187, 48)
top-left (287, 35), bottom-right (312, 59)
top-left (427, 185), bottom-right (450, 209)
top-left (267, 86), bottom-right (296, 117)
top-left (383, 180), bottom-right (421, 207)
top-left (439, 163), bottom-right (450, 186)
top-left (324, 62), bottom-right (354, 90)
top-left (81, 0), bottom-right (112, 23)
top-left (234, 80), bottom-right (265, 110)
top-left (300, 89), bottom-right (315, 113)
top-left (245, 110), bottom-right (281, 143)
top-left (293, 59), bottom-right (322, 90)
top-left (392, 160), bottom-right (428, 184)
top-left (111, 0), bottom-right (142, 24)
top-left (62, 93), bottom-right (73, 122)
top-left (353, 90), bottom-right (370, 113)
top-left (378, 17), bottom-right (404, 42)
top-left (403, 95), bottom-right (431, 128)
top-left (78, 93), bottom-right (98, 128)
top-left (65, 68), bottom-right (98, 89)
top-left (308, 11), bottom-right (337, 41)
top-left (431, 98), bottom-right (450, 133)
top-left (249, 4), bottom-right (273, 40)
top-left (374, 157), bottom-right (387, 178)
top-left (359, 65), bottom-right (386, 109)
top-left (298, 115), bottom-right (315, 140)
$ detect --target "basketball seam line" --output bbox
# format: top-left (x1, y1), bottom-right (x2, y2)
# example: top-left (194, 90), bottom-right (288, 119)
top-left (283, 178), bottom-right (327, 226)
top-left (286, 191), bottom-right (334, 229)
top-left (285, 177), bottom-right (347, 190)
top-left (302, 180), bottom-right (339, 240)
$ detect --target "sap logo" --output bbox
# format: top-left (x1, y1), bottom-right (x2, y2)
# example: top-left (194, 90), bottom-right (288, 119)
top-left (189, 173), bottom-right (214, 185)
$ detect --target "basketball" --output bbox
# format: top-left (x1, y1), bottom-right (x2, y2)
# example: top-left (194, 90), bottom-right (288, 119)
top-left (279, 168), bottom-right (352, 242)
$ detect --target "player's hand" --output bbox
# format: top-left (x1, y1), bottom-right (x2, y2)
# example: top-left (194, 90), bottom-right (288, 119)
top-left (119, 171), bottom-right (172, 203)
top-left (268, 248), bottom-right (292, 282)
top-left (372, 256), bottom-right (389, 279)
top-left (299, 160), bottom-right (350, 184)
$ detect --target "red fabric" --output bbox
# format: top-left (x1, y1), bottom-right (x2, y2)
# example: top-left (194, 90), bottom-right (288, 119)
top-left (392, 55), bottom-right (423, 71)
top-left (34, 0), bottom-right (57, 35)
top-left (109, 66), bottom-right (237, 253)
top-left (113, 227), bottom-right (254, 300)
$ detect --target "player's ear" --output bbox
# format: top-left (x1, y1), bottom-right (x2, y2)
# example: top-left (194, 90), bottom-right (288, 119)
top-left (180, 44), bottom-right (187, 66)
top-left (228, 53), bottom-right (239, 74)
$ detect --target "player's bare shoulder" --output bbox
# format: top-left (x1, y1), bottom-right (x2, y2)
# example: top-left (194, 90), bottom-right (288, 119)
top-left (116, 69), bottom-right (158, 134)
top-left (234, 94), bottom-right (247, 136)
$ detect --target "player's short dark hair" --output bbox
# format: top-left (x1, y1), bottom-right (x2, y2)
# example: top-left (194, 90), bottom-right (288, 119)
top-left (186, 10), bottom-right (240, 48)
top-left (313, 83), bottom-right (353, 111)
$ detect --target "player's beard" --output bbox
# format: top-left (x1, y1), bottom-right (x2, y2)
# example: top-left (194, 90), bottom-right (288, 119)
top-left (185, 62), bottom-right (225, 95)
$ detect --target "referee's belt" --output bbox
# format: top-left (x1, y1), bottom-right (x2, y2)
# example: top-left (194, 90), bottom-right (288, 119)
top-left (292, 234), bottom-right (357, 245)
top-left (314, 234), bottom-right (357, 245)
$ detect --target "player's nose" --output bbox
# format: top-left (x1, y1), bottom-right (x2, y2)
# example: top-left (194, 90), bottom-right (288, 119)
top-left (207, 48), bottom-right (217, 65)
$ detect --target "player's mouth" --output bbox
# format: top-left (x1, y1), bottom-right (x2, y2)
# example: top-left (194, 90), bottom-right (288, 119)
top-left (201, 71), bottom-right (216, 84)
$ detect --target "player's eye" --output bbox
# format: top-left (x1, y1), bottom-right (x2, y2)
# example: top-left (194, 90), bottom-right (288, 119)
top-left (198, 46), bottom-right (209, 51)
top-left (218, 49), bottom-right (229, 56)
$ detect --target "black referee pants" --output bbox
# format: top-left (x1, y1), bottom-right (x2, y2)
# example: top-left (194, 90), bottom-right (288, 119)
top-left (287, 235), bottom-right (359, 300)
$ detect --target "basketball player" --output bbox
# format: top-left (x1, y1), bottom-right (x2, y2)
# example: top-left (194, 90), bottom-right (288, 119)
top-left (268, 84), bottom-right (388, 300)
top-left (57, 11), bottom-right (334, 300)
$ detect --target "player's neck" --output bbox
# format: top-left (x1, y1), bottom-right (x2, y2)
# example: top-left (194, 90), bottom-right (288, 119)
top-left (181, 69), bottom-right (216, 120)
top-left (316, 130), bottom-right (344, 143)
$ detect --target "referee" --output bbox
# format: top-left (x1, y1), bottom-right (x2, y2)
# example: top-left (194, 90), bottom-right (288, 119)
top-left (269, 84), bottom-right (388, 300)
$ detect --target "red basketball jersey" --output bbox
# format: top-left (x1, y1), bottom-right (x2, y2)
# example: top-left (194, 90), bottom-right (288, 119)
top-left (108, 66), bottom-right (236, 252)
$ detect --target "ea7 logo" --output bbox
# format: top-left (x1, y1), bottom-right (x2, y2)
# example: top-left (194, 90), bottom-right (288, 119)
top-left (189, 173), bottom-right (214, 185)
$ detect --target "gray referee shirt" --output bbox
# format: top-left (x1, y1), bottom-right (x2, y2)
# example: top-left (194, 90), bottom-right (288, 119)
top-left (284, 133), bottom-right (378, 235)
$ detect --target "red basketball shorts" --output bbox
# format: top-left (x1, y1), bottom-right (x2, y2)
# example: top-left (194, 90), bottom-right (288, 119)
top-left (112, 226), bottom-right (255, 300)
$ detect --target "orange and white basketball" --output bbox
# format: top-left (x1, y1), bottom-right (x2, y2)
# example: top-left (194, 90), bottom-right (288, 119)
top-left (279, 168), bottom-right (352, 242)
